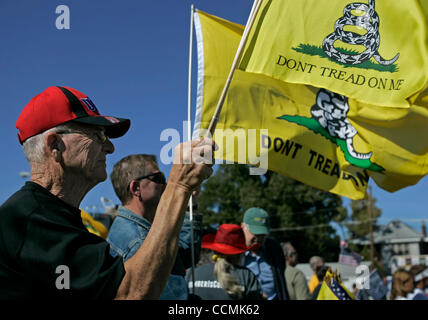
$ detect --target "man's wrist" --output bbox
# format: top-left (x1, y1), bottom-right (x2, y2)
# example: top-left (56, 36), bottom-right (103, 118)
top-left (166, 181), bottom-right (193, 194)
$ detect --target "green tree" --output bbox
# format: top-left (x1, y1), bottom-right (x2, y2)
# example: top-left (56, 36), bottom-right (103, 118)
top-left (198, 164), bottom-right (347, 262)
top-left (345, 193), bottom-right (382, 261)
top-left (346, 196), bottom-right (382, 239)
top-left (196, 164), bottom-right (262, 225)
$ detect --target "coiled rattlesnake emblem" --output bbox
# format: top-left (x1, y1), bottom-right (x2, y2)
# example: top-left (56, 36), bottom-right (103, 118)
top-left (311, 89), bottom-right (371, 160)
top-left (277, 89), bottom-right (384, 172)
top-left (322, 0), bottom-right (399, 66)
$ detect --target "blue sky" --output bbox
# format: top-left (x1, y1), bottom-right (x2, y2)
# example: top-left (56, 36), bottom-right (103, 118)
top-left (0, 0), bottom-right (426, 235)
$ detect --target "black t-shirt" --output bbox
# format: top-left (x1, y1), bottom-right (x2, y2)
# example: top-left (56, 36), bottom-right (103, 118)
top-left (0, 182), bottom-right (125, 299)
top-left (186, 262), bottom-right (263, 300)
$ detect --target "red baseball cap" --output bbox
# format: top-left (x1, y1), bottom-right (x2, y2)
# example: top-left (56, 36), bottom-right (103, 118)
top-left (16, 86), bottom-right (131, 144)
top-left (202, 224), bottom-right (258, 255)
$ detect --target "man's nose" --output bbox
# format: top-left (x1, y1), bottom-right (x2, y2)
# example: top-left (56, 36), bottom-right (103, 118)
top-left (103, 138), bottom-right (115, 154)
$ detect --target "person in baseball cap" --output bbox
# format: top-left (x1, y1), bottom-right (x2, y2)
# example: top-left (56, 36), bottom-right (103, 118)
top-left (16, 86), bottom-right (130, 144)
top-left (241, 208), bottom-right (289, 300)
top-left (243, 207), bottom-right (270, 235)
top-left (0, 85), bottom-right (215, 300)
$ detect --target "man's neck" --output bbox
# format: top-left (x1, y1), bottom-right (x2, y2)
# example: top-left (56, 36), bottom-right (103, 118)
top-left (30, 177), bottom-right (90, 208)
top-left (125, 200), bottom-right (156, 223)
top-left (30, 163), bottom-right (92, 208)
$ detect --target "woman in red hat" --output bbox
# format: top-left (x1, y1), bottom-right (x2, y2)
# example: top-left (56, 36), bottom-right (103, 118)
top-left (185, 224), bottom-right (263, 300)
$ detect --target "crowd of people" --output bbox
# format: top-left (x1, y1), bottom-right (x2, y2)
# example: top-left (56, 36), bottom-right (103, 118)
top-left (0, 86), bottom-right (427, 300)
top-left (389, 266), bottom-right (428, 300)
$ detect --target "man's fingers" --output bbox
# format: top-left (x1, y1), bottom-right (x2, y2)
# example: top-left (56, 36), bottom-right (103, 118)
top-left (193, 144), bottom-right (214, 164)
top-left (192, 137), bottom-right (217, 150)
top-left (191, 137), bottom-right (205, 147)
top-left (174, 138), bottom-right (216, 165)
top-left (190, 137), bottom-right (216, 165)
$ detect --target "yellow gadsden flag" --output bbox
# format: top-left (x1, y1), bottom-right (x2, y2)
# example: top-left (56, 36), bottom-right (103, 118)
top-left (316, 269), bottom-right (355, 300)
top-left (192, 9), bottom-right (428, 200)
top-left (239, 0), bottom-right (428, 108)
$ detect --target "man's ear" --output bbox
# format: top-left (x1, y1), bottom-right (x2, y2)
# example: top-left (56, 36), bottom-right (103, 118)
top-left (44, 132), bottom-right (62, 162)
top-left (129, 180), bottom-right (140, 197)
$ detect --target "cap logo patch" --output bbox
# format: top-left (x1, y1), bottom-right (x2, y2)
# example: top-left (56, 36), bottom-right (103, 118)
top-left (254, 217), bottom-right (266, 223)
top-left (104, 116), bottom-right (120, 124)
top-left (80, 98), bottom-right (98, 112)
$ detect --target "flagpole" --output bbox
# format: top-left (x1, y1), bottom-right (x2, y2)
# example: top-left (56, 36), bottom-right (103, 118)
top-left (368, 185), bottom-right (375, 268)
top-left (187, 3), bottom-right (196, 296)
top-left (206, 0), bottom-right (263, 136)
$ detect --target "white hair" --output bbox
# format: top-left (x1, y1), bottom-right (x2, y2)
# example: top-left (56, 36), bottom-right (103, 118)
top-left (309, 256), bottom-right (324, 271)
top-left (22, 122), bottom-right (79, 163)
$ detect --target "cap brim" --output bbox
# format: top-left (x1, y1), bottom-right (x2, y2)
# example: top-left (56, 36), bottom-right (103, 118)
top-left (72, 115), bottom-right (130, 138)
top-left (248, 225), bottom-right (269, 235)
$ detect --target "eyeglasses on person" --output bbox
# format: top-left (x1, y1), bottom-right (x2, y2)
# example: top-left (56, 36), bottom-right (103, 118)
top-left (56, 128), bottom-right (108, 145)
top-left (133, 171), bottom-right (167, 185)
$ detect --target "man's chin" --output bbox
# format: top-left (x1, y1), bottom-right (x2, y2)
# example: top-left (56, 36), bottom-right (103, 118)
top-left (90, 170), bottom-right (108, 186)
top-left (99, 172), bottom-right (108, 182)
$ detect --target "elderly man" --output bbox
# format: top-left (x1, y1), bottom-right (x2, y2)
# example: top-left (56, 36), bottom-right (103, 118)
top-left (241, 207), bottom-right (289, 300)
top-left (0, 86), bottom-right (213, 299)
top-left (107, 154), bottom-right (203, 299)
top-left (282, 242), bottom-right (311, 300)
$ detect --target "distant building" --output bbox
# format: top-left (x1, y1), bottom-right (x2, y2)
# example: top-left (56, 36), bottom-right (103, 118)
top-left (389, 254), bottom-right (428, 274)
top-left (349, 220), bottom-right (428, 274)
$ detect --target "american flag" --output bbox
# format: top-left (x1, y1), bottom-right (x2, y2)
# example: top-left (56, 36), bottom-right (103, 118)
top-left (338, 246), bottom-right (362, 267)
top-left (329, 279), bottom-right (352, 300)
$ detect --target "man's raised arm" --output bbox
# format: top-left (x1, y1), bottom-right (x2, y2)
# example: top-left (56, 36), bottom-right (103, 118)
top-left (115, 137), bottom-right (214, 299)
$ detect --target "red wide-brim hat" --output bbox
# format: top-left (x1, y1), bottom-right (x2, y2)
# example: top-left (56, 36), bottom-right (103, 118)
top-left (202, 224), bottom-right (257, 255)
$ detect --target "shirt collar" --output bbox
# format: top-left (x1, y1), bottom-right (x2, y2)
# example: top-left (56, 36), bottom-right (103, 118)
top-left (117, 206), bottom-right (151, 229)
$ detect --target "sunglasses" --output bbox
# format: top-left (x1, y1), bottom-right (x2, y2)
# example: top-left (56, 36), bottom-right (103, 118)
top-left (134, 171), bottom-right (167, 185)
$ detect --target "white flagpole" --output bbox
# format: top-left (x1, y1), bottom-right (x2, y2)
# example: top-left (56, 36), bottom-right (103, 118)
top-left (187, 3), bottom-right (196, 296)
top-left (207, 0), bottom-right (263, 135)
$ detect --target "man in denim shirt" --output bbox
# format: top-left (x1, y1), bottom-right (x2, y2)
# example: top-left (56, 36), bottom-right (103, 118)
top-left (107, 154), bottom-right (203, 299)
top-left (241, 208), bottom-right (289, 300)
